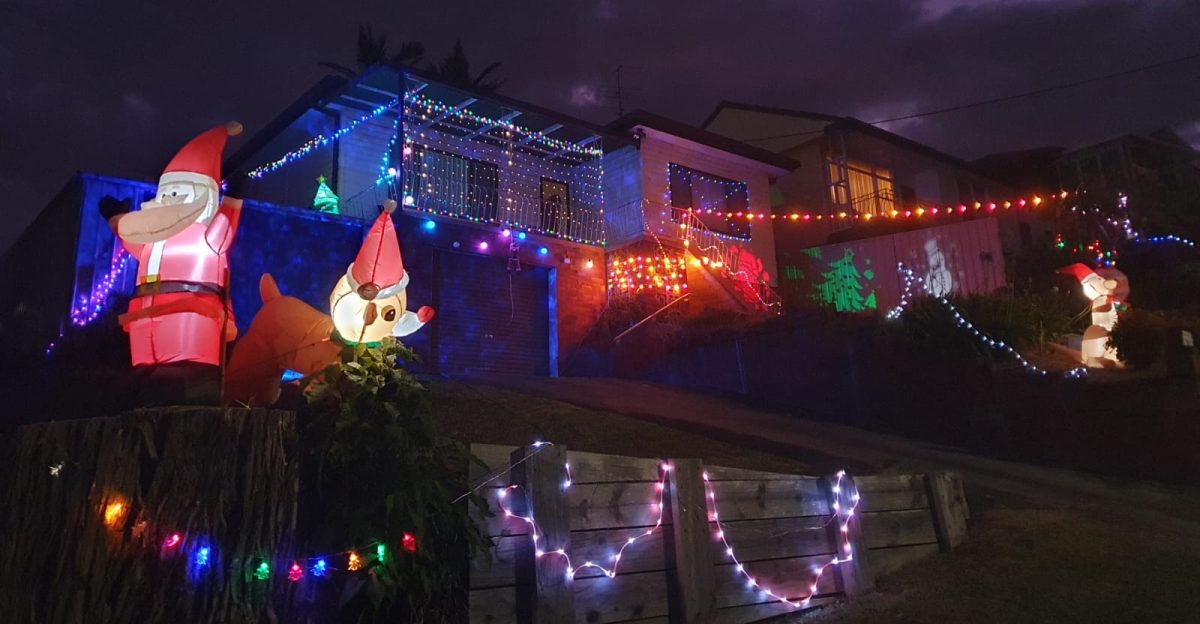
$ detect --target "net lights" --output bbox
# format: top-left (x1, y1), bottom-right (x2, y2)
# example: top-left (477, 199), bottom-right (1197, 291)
top-left (406, 93), bottom-right (603, 157)
top-left (887, 263), bottom-right (1087, 379)
top-left (496, 461), bottom-right (671, 580)
top-left (703, 470), bottom-right (859, 610)
top-left (247, 99), bottom-right (399, 179)
top-left (607, 252), bottom-right (688, 296)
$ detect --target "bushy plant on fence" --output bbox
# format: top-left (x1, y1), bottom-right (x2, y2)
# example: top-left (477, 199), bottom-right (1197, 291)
top-left (898, 292), bottom-right (1082, 361)
top-left (299, 338), bottom-right (491, 622)
top-left (1108, 308), bottom-right (1200, 369)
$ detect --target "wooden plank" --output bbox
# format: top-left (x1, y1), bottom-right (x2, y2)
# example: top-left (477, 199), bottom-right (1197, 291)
top-left (574, 571), bottom-right (671, 624)
top-left (567, 482), bottom-right (666, 531)
top-left (473, 530), bottom-right (667, 587)
top-left (471, 586), bottom-right (520, 624)
top-left (567, 450), bottom-right (662, 483)
top-left (713, 553), bottom-right (841, 608)
top-left (708, 516), bottom-right (834, 563)
top-left (664, 458), bottom-right (717, 624)
top-left (855, 474), bottom-right (930, 512)
top-left (712, 596), bottom-right (839, 624)
top-left (926, 472), bottom-right (969, 551)
top-left (474, 487), bottom-right (531, 538)
top-left (860, 510), bottom-right (939, 549)
top-left (709, 479), bottom-right (829, 521)
top-left (512, 444), bottom-right (575, 624)
top-left (822, 475), bottom-right (873, 597)
top-left (867, 543), bottom-right (940, 577)
top-left (703, 465), bottom-right (810, 482)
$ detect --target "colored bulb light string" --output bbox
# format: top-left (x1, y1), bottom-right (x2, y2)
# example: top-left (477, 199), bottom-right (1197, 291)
top-left (703, 470), bottom-right (859, 610)
top-left (887, 263), bottom-right (1087, 379)
top-left (496, 461), bottom-right (670, 580)
top-left (247, 99), bottom-right (399, 180)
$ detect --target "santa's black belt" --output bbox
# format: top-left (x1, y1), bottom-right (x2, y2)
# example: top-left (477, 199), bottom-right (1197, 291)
top-left (135, 281), bottom-right (225, 298)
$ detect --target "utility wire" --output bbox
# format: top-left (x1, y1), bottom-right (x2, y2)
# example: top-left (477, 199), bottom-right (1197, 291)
top-left (741, 50), bottom-right (1200, 144)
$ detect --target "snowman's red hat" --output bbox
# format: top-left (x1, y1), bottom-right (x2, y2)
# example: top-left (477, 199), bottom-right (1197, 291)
top-left (160, 121), bottom-right (242, 188)
top-left (1056, 263), bottom-right (1097, 283)
top-left (347, 200), bottom-right (407, 299)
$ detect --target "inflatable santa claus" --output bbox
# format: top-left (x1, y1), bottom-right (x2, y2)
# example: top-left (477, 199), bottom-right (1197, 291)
top-left (107, 122), bottom-right (244, 368)
top-left (329, 199), bottom-right (434, 345)
top-left (1058, 262), bottom-right (1130, 365)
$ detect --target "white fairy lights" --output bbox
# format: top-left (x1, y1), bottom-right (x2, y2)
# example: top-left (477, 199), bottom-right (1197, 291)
top-left (887, 263), bottom-right (1087, 379)
top-left (496, 460), bottom-right (670, 580)
top-left (703, 470), bottom-right (859, 610)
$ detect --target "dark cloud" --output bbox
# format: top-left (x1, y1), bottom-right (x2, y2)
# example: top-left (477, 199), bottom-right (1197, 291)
top-left (2, 0), bottom-right (1197, 251)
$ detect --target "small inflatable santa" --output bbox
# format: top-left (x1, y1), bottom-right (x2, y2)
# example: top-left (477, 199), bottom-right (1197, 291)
top-left (1058, 262), bottom-right (1130, 365)
top-left (329, 199), bottom-right (434, 345)
top-left (108, 122), bottom-right (243, 367)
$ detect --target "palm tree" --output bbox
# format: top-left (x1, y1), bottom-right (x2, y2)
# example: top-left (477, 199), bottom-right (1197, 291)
top-left (319, 24), bottom-right (425, 77)
top-left (427, 39), bottom-right (505, 93)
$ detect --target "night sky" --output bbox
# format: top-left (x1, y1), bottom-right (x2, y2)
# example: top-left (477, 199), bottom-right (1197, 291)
top-left (3, 0), bottom-right (1199, 251)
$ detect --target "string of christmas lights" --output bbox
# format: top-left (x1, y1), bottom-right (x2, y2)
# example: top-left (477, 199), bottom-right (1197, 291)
top-left (703, 470), bottom-right (859, 610)
top-left (496, 460), bottom-right (670, 579)
top-left (886, 263), bottom-right (1087, 379)
top-left (46, 246), bottom-right (133, 355)
top-left (405, 94), bottom-right (603, 157)
top-left (92, 441), bottom-right (559, 586)
top-left (246, 99), bottom-right (399, 180)
top-left (607, 252), bottom-right (688, 296)
top-left (693, 191), bottom-right (1065, 223)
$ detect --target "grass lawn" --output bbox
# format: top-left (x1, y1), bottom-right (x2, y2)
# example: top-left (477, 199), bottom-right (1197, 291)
top-left (430, 379), bottom-right (1200, 624)
top-left (798, 495), bottom-right (1200, 624)
top-left (427, 378), bottom-right (816, 475)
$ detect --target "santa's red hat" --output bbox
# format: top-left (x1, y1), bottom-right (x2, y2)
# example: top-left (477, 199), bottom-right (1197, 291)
top-left (161, 121), bottom-right (243, 186)
top-left (1056, 263), bottom-right (1097, 283)
top-left (348, 200), bottom-right (407, 299)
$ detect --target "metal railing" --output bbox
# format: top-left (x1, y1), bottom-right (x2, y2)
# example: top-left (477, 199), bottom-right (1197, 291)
top-left (673, 207), bottom-right (783, 313)
top-left (397, 164), bottom-right (607, 244)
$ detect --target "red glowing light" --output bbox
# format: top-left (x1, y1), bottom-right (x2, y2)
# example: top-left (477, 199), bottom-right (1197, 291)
top-left (288, 561), bottom-right (304, 582)
top-left (402, 532), bottom-right (418, 553)
top-left (163, 533), bottom-right (182, 549)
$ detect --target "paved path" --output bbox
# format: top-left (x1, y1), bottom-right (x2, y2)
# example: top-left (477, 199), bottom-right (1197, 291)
top-left (468, 375), bottom-right (1200, 546)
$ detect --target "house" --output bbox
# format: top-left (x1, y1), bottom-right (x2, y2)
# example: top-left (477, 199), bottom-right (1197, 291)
top-left (701, 101), bottom-right (1059, 310)
top-left (3, 66), bottom-right (789, 379)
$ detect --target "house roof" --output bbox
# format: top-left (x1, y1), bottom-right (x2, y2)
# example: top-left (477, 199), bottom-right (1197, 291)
top-left (702, 101), bottom-right (997, 178)
top-left (226, 64), bottom-right (631, 174)
top-left (608, 109), bottom-right (801, 171)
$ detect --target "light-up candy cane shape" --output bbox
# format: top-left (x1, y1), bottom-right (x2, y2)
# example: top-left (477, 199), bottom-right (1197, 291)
top-left (496, 461), bottom-right (671, 580)
top-left (887, 263), bottom-right (1087, 379)
top-left (703, 470), bottom-right (859, 610)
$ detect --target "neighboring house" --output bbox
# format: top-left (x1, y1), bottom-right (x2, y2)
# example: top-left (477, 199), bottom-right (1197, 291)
top-left (1054, 132), bottom-right (1200, 216)
top-left (3, 66), bottom-right (793, 379)
top-left (701, 101), bottom-right (1054, 311)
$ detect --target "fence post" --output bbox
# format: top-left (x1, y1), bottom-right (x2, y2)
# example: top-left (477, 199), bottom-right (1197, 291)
top-left (511, 445), bottom-right (574, 624)
top-left (822, 474), bottom-right (874, 597)
top-left (664, 458), bottom-right (716, 624)
top-left (925, 472), bottom-right (969, 552)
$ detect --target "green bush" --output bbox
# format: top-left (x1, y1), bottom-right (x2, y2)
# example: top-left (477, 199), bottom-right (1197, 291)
top-left (899, 292), bottom-right (1083, 361)
top-left (1109, 308), bottom-right (1200, 369)
top-left (299, 339), bottom-right (491, 622)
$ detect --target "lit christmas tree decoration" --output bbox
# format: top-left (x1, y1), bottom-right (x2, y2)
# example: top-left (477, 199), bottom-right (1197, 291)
top-left (288, 561), bottom-right (304, 582)
top-left (162, 533), bottom-right (182, 550)
top-left (401, 532), bottom-right (417, 554)
top-left (376, 543), bottom-right (387, 564)
top-left (254, 561), bottom-right (271, 581)
top-left (347, 552), bottom-right (362, 571)
top-left (103, 500), bottom-right (126, 528)
top-left (312, 175), bottom-right (340, 214)
top-left (311, 559), bottom-right (328, 577)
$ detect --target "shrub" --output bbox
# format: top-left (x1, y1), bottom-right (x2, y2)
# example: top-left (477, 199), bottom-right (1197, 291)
top-left (899, 291), bottom-right (1083, 361)
top-left (299, 338), bottom-right (491, 622)
top-left (1109, 308), bottom-right (1200, 369)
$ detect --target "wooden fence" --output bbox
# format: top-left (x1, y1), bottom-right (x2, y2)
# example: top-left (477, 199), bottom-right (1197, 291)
top-left (467, 444), bottom-right (968, 624)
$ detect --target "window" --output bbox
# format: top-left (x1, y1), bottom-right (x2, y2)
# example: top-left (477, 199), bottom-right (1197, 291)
top-left (412, 148), bottom-right (499, 221)
top-left (668, 163), bottom-right (750, 237)
top-left (827, 159), bottom-right (894, 216)
top-left (540, 178), bottom-right (570, 234)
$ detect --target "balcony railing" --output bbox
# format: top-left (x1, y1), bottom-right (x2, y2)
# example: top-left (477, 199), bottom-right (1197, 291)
top-left (398, 163), bottom-right (607, 245)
